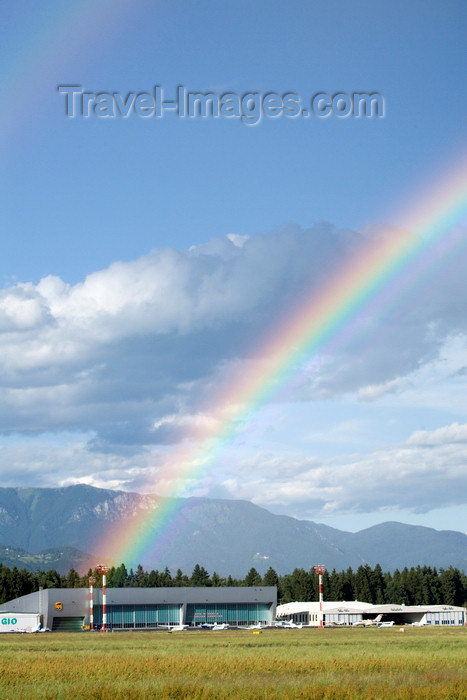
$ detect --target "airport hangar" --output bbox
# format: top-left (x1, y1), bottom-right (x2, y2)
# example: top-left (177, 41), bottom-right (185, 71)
top-left (276, 600), bottom-right (467, 627)
top-left (0, 586), bottom-right (277, 631)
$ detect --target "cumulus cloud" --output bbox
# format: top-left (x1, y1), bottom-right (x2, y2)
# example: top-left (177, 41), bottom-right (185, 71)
top-left (0, 222), bottom-right (466, 478)
top-left (0, 286), bottom-right (53, 332)
top-left (407, 422), bottom-right (467, 446)
top-left (0, 410), bottom-right (466, 522)
top-left (219, 421), bottom-right (467, 519)
top-left (0, 433), bottom-right (155, 491)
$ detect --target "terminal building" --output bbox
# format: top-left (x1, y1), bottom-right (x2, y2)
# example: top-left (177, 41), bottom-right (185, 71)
top-left (276, 600), bottom-right (466, 627)
top-left (0, 586), bottom-right (277, 632)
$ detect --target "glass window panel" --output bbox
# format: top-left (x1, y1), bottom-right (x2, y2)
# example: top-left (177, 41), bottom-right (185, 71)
top-left (168, 605), bottom-right (180, 624)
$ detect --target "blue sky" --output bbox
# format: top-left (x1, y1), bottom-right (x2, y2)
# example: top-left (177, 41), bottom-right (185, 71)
top-left (1, 0), bottom-right (466, 534)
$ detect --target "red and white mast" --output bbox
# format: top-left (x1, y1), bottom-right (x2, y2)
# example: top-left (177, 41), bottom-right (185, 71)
top-left (97, 565), bottom-right (109, 632)
top-left (314, 565), bottom-right (325, 629)
top-left (88, 576), bottom-right (96, 630)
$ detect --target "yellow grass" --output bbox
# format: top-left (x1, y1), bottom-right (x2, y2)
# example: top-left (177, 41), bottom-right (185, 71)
top-left (0, 627), bottom-right (466, 698)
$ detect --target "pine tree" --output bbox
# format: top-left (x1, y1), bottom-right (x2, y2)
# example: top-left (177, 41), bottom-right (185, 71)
top-left (244, 567), bottom-right (262, 586)
top-left (422, 566), bottom-right (441, 605)
top-left (262, 567), bottom-right (279, 587)
top-left (66, 568), bottom-right (81, 588)
top-left (354, 565), bottom-right (373, 603)
top-left (160, 567), bottom-right (173, 587)
top-left (108, 564), bottom-right (128, 588)
top-left (211, 571), bottom-right (223, 587)
top-left (370, 564), bottom-right (386, 604)
top-left (398, 568), bottom-right (412, 605)
top-left (174, 569), bottom-right (189, 586)
top-left (290, 568), bottom-right (313, 602)
top-left (37, 569), bottom-right (62, 590)
top-left (385, 569), bottom-right (404, 604)
top-left (342, 567), bottom-right (355, 601)
top-left (148, 569), bottom-right (160, 587)
top-left (440, 567), bottom-right (464, 606)
top-left (278, 574), bottom-right (294, 603)
top-left (126, 568), bottom-right (137, 587)
top-left (329, 569), bottom-right (343, 600)
top-left (190, 564), bottom-right (211, 586)
top-left (135, 564), bottom-right (149, 587)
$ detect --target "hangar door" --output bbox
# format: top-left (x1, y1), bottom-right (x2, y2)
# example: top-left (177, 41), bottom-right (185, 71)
top-left (52, 616), bottom-right (85, 631)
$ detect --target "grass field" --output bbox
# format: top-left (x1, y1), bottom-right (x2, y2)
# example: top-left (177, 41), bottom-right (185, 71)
top-left (0, 627), bottom-right (466, 699)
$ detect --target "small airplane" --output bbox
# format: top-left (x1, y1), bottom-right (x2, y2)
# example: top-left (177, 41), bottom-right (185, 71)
top-left (169, 624), bottom-right (188, 631)
top-left (26, 622), bottom-right (42, 633)
top-left (354, 615), bottom-right (395, 628)
top-left (212, 623), bottom-right (229, 630)
top-left (8, 622), bottom-right (42, 634)
top-left (326, 620), bottom-right (346, 627)
top-left (275, 620), bottom-right (303, 628)
top-left (354, 614), bottom-right (384, 627)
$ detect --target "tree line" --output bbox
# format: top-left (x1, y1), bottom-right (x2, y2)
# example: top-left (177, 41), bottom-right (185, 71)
top-left (1, 561), bottom-right (466, 608)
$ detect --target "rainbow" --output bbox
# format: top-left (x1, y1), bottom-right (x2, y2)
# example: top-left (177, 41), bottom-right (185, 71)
top-left (0, 0), bottom-right (130, 149)
top-left (97, 156), bottom-right (467, 569)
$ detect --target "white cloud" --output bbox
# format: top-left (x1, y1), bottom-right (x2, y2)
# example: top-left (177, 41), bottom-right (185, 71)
top-left (0, 224), bottom-right (466, 510)
top-left (358, 377), bottom-right (406, 401)
top-left (226, 233), bottom-right (249, 248)
top-left (0, 409), bottom-right (466, 525)
top-left (0, 286), bottom-right (52, 332)
top-left (219, 421), bottom-right (467, 519)
top-left (407, 422), bottom-right (467, 446)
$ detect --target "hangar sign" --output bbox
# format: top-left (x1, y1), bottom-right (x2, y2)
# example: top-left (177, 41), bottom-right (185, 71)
top-left (0, 613), bottom-right (41, 633)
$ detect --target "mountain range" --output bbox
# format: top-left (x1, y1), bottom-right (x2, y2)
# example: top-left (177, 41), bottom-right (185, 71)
top-left (0, 485), bottom-right (466, 575)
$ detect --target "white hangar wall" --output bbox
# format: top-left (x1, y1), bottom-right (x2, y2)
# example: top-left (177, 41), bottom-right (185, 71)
top-left (276, 600), bottom-right (466, 627)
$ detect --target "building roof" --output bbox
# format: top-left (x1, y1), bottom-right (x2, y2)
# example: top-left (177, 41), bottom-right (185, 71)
top-left (0, 586), bottom-right (277, 612)
top-left (368, 603), bottom-right (467, 614)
